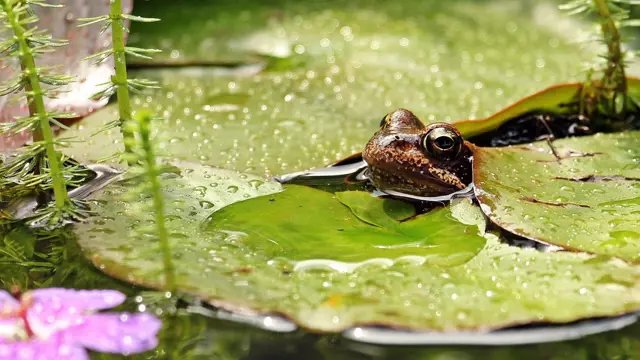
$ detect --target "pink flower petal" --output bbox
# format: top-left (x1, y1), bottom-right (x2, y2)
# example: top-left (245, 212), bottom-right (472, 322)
top-left (0, 339), bottom-right (88, 360)
top-left (29, 289), bottom-right (126, 312)
top-left (26, 289), bottom-right (126, 339)
top-left (61, 313), bottom-right (161, 355)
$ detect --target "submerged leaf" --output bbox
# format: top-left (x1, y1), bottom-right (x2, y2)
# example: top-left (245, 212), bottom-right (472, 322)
top-left (474, 131), bottom-right (640, 262)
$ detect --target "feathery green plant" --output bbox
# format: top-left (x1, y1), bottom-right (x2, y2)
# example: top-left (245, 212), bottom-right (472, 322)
top-left (78, 0), bottom-right (161, 160)
top-left (560, 0), bottom-right (640, 122)
top-left (0, 0), bottom-right (87, 222)
top-left (122, 111), bottom-right (176, 292)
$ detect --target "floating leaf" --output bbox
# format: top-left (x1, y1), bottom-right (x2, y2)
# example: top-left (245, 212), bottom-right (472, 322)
top-left (334, 191), bottom-right (415, 227)
top-left (65, 0), bottom-right (596, 174)
top-left (205, 186), bottom-right (485, 263)
top-left (73, 162), bottom-right (640, 333)
top-left (474, 131), bottom-right (640, 262)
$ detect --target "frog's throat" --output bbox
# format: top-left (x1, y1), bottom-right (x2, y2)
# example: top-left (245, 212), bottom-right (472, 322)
top-left (365, 165), bottom-right (466, 197)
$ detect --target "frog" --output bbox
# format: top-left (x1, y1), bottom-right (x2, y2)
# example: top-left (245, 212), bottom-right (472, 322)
top-left (275, 108), bottom-right (475, 200)
top-left (363, 108), bottom-right (474, 197)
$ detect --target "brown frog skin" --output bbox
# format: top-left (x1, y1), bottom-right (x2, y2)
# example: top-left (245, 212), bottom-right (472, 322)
top-left (362, 108), bottom-right (474, 197)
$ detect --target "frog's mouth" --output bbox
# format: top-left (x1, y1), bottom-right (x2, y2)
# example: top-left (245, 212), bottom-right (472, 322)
top-left (363, 160), bottom-right (471, 198)
top-left (372, 183), bottom-right (476, 203)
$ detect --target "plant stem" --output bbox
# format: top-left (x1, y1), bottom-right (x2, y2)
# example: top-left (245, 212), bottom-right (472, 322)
top-left (3, 1), bottom-right (68, 208)
top-left (19, 64), bottom-right (44, 143)
top-left (592, 0), bottom-right (627, 113)
top-left (138, 113), bottom-right (176, 291)
top-left (17, 14), bottom-right (45, 205)
top-left (110, 0), bottom-right (134, 157)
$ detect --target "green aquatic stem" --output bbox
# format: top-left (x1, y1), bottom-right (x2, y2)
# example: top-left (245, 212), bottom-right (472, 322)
top-left (592, 0), bottom-right (628, 113)
top-left (110, 0), bottom-right (134, 156)
top-left (2, 0), bottom-right (69, 208)
top-left (136, 112), bottom-right (176, 292)
top-left (559, 0), bottom-right (637, 119)
top-left (80, 0), bottom-right (160, 160)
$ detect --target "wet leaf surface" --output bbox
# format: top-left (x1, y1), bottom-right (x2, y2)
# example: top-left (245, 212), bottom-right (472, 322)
top-left (74, 163), bottom-right (640, 333)
top-left (334, 191), bottom-right (415, 226)
top-left (474, 131), bottom-right (640, 262)
top-left (64, 0), bottom-right (595, 177)
top-left (206, 186), bottom-right (485, 262)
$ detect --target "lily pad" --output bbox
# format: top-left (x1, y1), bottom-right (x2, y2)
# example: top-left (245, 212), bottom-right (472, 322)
top-left (474, 131), bottom-right (640, 262)
top-left (73, 162), bottom-right (640, 333)
top-left (334, 191), bottom-right (415, 226)
top-left (64, 0), bottom-right (597, 176)
top-left (205, 186), bottom-right (485, 263)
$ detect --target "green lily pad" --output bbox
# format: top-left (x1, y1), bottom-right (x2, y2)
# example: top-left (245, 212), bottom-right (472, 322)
top-left (334, 191), bottom-right (415, 226)
top-left (74, 162), bottom-right (640, 333)
top-left (473, 131), bottom-right (640, 262)
top-left (64, 0), bottom-right (596, 176)
top-left (205, 186), bottom-right (485, 263)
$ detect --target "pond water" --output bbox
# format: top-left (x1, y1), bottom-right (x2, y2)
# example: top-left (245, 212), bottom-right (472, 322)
top-left (1, 0), bottom-right (640, 358)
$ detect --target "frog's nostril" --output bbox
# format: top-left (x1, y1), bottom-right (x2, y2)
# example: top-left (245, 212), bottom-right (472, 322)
top-left (378, 114), bottom-right (388, 127)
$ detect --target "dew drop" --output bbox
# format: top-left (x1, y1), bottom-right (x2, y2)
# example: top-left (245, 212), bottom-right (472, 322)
top-left (199, 200), bottom-right (215, 209)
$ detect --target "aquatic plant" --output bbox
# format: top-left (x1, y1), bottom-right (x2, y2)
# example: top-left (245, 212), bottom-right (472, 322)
top-left (560, 0), bottom-right (640, 121)
top-left (0, 0), bottom-right (84, 216)
top-left (0, 288), bottom-right (161, 358)
top-left (79, 0), bottom-right (160, 158)
top-left (122, 111), bottom-right (176, 292)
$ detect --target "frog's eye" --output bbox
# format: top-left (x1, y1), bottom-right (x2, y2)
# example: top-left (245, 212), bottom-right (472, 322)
top-left (379, 114), bottom-right (390, 127)
top-left (423, 126), bottom-right (462, 158)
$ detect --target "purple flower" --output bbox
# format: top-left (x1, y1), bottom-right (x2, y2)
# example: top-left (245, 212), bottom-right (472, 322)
top-left (0, 288), bottom-right (161, 359)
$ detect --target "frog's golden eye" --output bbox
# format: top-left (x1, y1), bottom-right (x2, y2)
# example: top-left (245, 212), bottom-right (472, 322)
top-left (379, 114), bottom-right (390, 127)
top-left (423, 126), bottom-right (462, 159)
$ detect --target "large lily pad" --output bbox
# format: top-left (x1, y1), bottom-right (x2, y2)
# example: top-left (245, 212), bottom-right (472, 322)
top-left (73, 162), bottom-right (640, 333)
top-left (64, 0), bottom-right (598, 176)
top-left (474, 131), bottom-right (640, 262)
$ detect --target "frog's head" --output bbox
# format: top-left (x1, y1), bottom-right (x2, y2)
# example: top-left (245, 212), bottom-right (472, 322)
top-left (362, 109), bottom-right (473, 197)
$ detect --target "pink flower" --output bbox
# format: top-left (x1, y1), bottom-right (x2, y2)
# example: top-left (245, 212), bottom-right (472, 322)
top-left (0, 288), bottom-right (161, 359)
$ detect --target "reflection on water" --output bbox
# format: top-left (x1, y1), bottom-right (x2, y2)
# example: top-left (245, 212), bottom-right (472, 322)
top-left (95, 310), bottom-right (640, 360)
